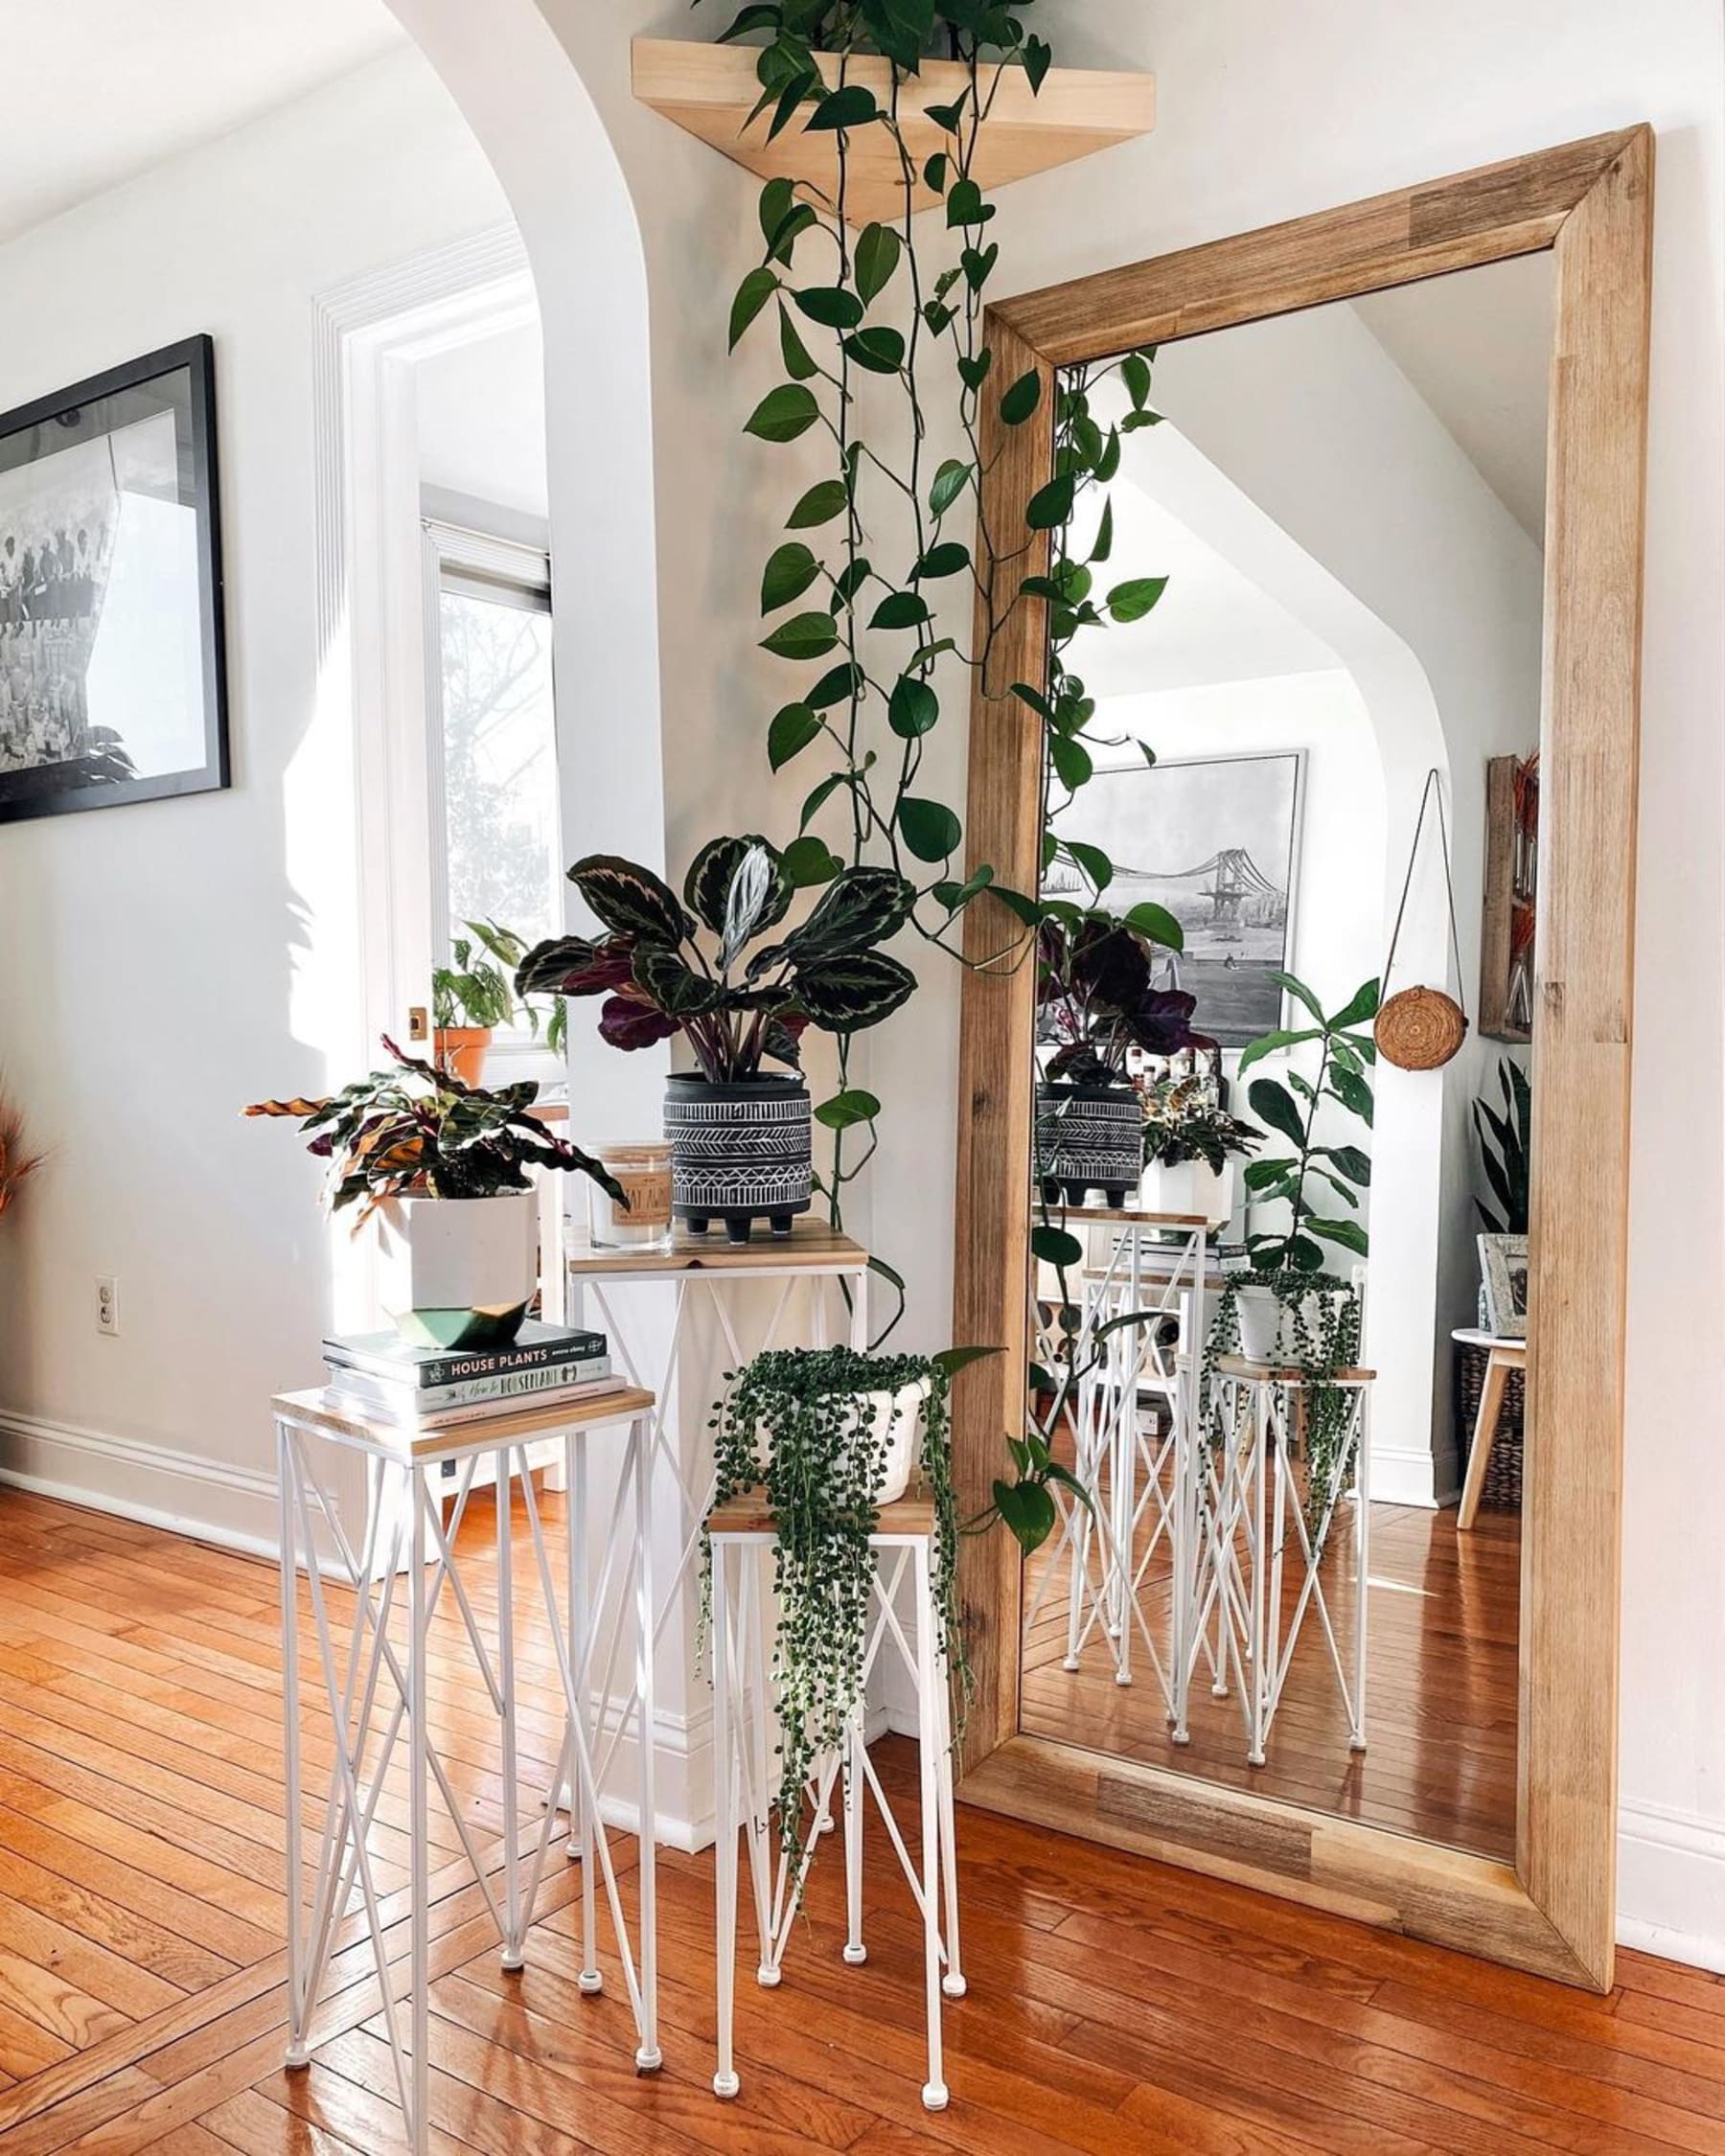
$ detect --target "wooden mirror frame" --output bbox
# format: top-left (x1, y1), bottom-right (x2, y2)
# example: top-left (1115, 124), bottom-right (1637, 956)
top-left (949, 128), bottom-right (1652, 1991)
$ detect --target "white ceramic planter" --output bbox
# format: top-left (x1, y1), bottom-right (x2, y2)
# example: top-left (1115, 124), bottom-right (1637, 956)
top-left (1140, 1157), bottom-right (1234, 1227)
top-left (1234, 1281), bottom-right (1352, 1365)
top-left (770, 1379), bottom-right (930, 1505)
top-left (374, 1190), bottom-right (540, 1349)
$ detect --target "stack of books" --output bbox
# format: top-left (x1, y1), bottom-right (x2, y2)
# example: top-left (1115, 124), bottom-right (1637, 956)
top-left (323, 1321), bottom-right (620, 1429)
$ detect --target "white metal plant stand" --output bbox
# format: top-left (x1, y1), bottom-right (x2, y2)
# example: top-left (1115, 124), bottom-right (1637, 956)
top-left (707, 1488), bottom-right (963, 2113)
top-left (1026, 1207), bottom-right (1209, 1733)
top-left (274, 1382), bottom-right (659, 2155)
top-left (1197, 1356), bottom-right (1374, 1765)
top-left (565, 1223), bottom-right (869, 1772)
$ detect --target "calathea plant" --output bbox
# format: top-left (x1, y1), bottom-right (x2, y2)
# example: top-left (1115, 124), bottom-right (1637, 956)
top-left (519, 841), bottom-right (918, 1241)
top-left (702, 1343), bottom-right (970, 1871)
top-left (518, 840), bottom-right (916, 1081)
top-left (1139, 1073), bottom-right (1262, 1176)
top-left (1037, 916), bottom-right (1208, 1088)
top-left (244, 1040), bottom-right (622, 1224)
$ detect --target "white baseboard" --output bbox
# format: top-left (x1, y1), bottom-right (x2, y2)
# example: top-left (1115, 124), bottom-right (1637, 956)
top-left (0, 1407), bottom-right (282, 1559)
top-left (1618, 1798), bottom-right (1725, 1972)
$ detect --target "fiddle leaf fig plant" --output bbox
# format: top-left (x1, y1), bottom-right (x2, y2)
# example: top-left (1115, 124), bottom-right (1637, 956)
top-left (1236, 972), bottom-right (1379, 1274)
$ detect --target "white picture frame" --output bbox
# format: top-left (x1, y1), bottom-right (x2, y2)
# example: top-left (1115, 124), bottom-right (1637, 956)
top-left (1479, 1231), bottom-right (1530, 1340)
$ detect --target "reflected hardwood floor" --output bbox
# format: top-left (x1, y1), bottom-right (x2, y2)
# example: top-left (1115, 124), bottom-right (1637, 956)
top-left (1023, 1466), bottom-right (1521, 1859)
top-left (8, 1485), bottom-right (1724, 2155)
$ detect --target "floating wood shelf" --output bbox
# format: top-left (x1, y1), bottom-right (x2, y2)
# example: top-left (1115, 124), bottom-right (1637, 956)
top-left (632, 38), bottom-right (1155, 229)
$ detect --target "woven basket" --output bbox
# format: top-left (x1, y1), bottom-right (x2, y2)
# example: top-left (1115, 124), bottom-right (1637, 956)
top-left (1455, 1340), bottom-right (1524, 1511)
top-left (1375, 985), bottom-right (1468, 1070)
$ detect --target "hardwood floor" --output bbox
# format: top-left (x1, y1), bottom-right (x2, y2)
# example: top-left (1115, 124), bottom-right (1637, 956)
top-left (0, 1484), bottom-right (1721, 2153)
top-left (1022, 1487), bottom-right (1522, 1858)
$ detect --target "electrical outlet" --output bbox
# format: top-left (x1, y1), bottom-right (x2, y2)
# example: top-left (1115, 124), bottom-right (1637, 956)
top-left (95, 1275), bottom-right (119, 1337)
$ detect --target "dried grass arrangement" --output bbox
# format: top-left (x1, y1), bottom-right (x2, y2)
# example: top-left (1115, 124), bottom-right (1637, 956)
top-left (0, 1094), bottom-right (42, 1222)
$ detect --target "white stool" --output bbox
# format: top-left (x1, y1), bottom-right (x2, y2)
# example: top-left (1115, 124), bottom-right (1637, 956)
top-left (274, 1383), bottom-right (661, 2154)
top-left (707, 1489), bottom-right (963, 2112)
top-left (1197, 1356), bottom-right (1374, 1765)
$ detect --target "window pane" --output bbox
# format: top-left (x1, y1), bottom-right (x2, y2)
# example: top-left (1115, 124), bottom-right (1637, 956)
top-left (437, 585), bottom-right (560, 966)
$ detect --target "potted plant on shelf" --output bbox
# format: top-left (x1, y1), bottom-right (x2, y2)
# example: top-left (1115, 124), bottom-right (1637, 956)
top-left (702, 1343), bottom-right (969, 1867)
top-left (245, 1040), bottom-right (622, 1349)
top-left (432, 919), bottom-right (566, 1086)
top-left (1036, 916), bottom-right (1208, 1207)
top-left (518, 838), bottom-right (916, 1245)
top-left (1138, 1071), bottom-right (1261, 1227)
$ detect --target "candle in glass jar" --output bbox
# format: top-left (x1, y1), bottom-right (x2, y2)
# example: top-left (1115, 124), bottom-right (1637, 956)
top-left (587, 1140), bottom-right (674, 1251)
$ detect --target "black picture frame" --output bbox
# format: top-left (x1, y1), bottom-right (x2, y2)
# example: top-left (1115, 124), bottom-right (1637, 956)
top-left (0, 334), bottom-right (228, 825)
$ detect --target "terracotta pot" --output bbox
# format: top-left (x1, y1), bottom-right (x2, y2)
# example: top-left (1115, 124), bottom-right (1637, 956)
top-left (434, 1025), bottom-right (492, 1088)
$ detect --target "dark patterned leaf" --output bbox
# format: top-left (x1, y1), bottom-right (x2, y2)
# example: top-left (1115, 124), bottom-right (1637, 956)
top-left (515, 933), bottom-right (634, 999)
top-left (791, 950), bottom-right (917, 1030)
top-left (598, 991), bottom-right (682, 1052)
top-left (784, 866), bottom-right (916, 957)
top-left (633, 944), bottom-right (722, 1017)
top-left (683, 834), bottom-right (794, 937)
top-left (566, 857), bottom-right (692, 945)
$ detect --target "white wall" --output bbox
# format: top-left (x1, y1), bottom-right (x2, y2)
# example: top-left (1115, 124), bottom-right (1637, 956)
top-left (0, 51), bottom-right (517, 1546)
top-left (464, 0), bottom-right (1723, 1961)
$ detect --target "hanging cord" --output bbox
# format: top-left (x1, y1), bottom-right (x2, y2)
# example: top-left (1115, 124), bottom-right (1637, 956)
top-left (1380, 767), bottom-right (1467, 1016)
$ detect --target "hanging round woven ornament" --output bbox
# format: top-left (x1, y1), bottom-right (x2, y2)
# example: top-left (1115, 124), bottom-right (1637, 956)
top-left (1375, 768), bottom-right (1469, 1072)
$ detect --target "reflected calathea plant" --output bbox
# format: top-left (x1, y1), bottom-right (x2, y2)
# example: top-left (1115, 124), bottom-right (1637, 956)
top-left (1034, 913), bottom-right (1208, 1209)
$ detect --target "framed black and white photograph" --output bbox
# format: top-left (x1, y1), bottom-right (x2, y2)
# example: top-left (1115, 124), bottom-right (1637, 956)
top-left (0, 335), bottom-right (227, 825)
top-left (1050, 750), bottom-right (1303, 1048)
top-left (1479, 1231), bottom-right (1530, 1339)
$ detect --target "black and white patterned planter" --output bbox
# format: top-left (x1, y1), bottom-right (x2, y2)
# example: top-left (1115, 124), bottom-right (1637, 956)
top-left (663, 1074), bottom-right (813, 1244)
top-left (1035, 1080), bottom-right (1142, 1209)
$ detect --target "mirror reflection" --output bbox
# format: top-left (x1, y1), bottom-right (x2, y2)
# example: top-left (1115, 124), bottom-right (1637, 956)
top-left (1021, 253), bottom-right (1552, 1859)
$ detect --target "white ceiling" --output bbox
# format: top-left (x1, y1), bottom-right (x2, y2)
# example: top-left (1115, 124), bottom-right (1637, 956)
top-left (1352, 252), bottom-right (1553, 543)
top-left (0, 0), bottom-right (407, 245)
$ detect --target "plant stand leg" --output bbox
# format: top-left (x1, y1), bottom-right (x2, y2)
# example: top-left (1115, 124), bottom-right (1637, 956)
top-left (565, 1430), bottom-right (601, 1992)
top-left (843, 1706), bottom-right (866, 1965)
top-left (685, 1213), bottom-right (710, 1234)
top-left (711, 1535), bottom-right (739, 2100)
top-left (1458, 1351), bottom-right (1510, 1530)
top-left (914, 1539), bottom-right (947, 2113)
top-left (935, 1659), bottom-right (965, 2000)
top-left (496, 1445), bottom-right (524, 1972)
top-left (632, 1416), bottom-right (661, 2073)
top-left (723, 1214), bottom-right (752, 1247)
top-left (1351, 1390), bottom-right (1370, 1753)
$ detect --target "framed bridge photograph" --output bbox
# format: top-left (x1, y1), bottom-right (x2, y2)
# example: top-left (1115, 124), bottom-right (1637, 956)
top-left (0, 334), bottom-right (228, 826)
top-left (1051, 749), bottom-right (1304, 1049)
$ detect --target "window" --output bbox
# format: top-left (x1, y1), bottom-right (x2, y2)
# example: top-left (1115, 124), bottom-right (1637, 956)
top-left (425, 518), bottom-right (561, 1067)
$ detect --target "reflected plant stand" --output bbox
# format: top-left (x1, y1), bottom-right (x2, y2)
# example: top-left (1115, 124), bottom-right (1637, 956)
top-left (1197, 1356), bottom-right (1374, 1765)
top-left (1028, 1205), bottom-right (1210, 1737)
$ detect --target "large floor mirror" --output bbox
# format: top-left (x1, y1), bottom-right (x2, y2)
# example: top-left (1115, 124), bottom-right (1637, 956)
top-left (952, 131), bottom-right (1651, 1989)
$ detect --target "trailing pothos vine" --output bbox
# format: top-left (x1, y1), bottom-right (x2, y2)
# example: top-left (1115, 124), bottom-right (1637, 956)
top-left (708, 1), bottom-right (1176, 1240)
